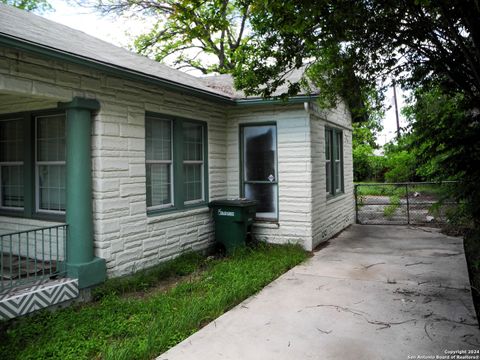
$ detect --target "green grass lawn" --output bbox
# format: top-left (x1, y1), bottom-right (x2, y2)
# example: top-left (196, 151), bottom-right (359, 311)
top-left (0, 243), bottom-right (307, 360)
top-left (355, 182), bottom-right (452, 198)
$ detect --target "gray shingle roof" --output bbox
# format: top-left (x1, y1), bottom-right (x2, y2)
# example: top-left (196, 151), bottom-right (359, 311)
top-left (0, 4), bottom-right (315, 101)
top-left (200, 68), bottom-right (314, 99)
top-left (0, 4), bottom-right (232, 99)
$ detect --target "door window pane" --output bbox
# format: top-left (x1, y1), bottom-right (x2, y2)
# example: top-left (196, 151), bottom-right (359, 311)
top-left (243, 126), bottom-right (277, 182)
top-left (245, 183), bottom-right (278, 219)
top-left (242, 125), bottom-right (278, 219)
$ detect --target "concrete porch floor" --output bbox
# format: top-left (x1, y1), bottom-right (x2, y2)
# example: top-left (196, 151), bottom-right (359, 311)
top-left (158, 225), bottom-right (480, 360)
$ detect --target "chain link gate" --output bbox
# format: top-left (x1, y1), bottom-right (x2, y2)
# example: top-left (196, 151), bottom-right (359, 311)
top-left (355, 182), bottom-right (458, 225)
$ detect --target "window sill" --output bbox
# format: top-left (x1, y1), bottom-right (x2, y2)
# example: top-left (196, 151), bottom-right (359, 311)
top-left (0, 209), bottom-right (24, 218)
top-left (253, 221), bottom-right (280, 229)
top-left (326, 192), bottom-right (347, 204)
top-left (147, 204), bottom-right (209, 222)
top-left (0, 210), bottom-right (65, 222)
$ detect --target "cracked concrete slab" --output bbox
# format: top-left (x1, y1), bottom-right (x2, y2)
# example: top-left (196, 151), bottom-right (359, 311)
top-left (158, 225), bottom-right (480, 360)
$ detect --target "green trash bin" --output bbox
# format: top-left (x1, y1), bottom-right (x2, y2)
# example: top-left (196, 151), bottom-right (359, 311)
top-left (209, 199), bottom-right (257, 254)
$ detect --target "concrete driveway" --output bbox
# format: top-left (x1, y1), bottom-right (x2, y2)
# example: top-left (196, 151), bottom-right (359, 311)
top-left (158, 225), bottom-right (480, 360)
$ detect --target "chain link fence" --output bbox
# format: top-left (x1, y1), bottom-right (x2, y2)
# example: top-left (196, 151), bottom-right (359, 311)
top-left (355, 182), bottom-right (458, 225)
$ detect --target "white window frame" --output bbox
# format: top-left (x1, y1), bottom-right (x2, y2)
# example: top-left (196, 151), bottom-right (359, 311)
top-left (183, 124), bottom-right (205, 205)
top-left (325, 127), bottom-right (344, 197)
top-left (145, 117), bottom-right (174, 211)
top-left (325, 128), bottom-right (332, 195)
top-left (35, 114), bottom-right (66, 215)
top-left (240, 124), bottom-right (279, 220)
top-left (334, 131), bottom-right (343, 193)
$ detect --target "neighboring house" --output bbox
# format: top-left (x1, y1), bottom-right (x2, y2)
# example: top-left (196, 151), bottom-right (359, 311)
top-left (0, 4), bottom-right (354, 319)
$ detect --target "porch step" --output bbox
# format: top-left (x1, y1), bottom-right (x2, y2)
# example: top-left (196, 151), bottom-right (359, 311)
top-left (0, 278), bottom-right (79, 320)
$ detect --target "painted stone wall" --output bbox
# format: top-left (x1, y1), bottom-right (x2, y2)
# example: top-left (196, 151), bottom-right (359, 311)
top-left (0, 45), bottom-right (356, 274)
top-left (0, 47), bottom-right (228, 276)
top-left (226, 105), bottom-right (314, 250)
top-left (309, 102), bottom-right (355, 248)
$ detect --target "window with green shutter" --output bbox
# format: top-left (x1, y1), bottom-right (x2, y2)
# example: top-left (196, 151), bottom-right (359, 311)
top-left (325, 127), bottom-right (344, 196)
top-left (145, 114), bottom-right (208, 214)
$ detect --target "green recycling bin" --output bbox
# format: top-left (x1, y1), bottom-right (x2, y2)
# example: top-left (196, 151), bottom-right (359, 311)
top-left (209, 199), bottom-right (257, 254)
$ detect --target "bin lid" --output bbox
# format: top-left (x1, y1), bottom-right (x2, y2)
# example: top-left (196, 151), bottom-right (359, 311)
top-left (208, 199), bottom-right (257, 208)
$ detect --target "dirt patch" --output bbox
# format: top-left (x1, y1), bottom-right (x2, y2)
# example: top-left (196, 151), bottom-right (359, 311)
top-left (122, 270), bottom-right (206, 300)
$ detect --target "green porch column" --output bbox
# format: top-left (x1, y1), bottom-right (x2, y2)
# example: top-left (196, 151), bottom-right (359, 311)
top-left (58, 97), bottom-right (106, 289)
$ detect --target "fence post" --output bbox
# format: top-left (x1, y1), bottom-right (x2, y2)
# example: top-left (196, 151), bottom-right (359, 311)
top-left (405, 184), bottom-right (410, 225)
top-left (354, 185), bottom-right (359, 224)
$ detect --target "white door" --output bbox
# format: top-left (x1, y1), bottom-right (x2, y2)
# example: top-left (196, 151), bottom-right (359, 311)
top-left (241, 124), bottom-right (278, 220)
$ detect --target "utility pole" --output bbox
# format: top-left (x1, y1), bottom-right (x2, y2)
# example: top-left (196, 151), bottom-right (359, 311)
top-left (393, 79), bottom-right (400, 140)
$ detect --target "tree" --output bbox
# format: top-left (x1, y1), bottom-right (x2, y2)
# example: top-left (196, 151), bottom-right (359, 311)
top-left (235, 1), bottom-right (479, 102)
top-left (1, 0), bottom-right (51, 12)
top-left (404, 85), bottom-right (480, 226)
top-left (91, 0), bottom-right (251, 74)
top-left (234, 0), bottom-right (480, 224)
top-left (352, 113), bottom-right (384, 182)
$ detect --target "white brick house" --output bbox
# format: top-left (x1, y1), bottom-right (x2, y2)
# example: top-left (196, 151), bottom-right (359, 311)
top-left (0, 4), bottom-right (353, 316)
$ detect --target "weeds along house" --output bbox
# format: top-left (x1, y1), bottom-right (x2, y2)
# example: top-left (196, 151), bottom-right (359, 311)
top-left (0, 4), bottom-right (354, 318)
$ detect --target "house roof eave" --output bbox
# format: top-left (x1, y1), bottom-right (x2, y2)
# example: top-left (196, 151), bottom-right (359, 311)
top-left (0, 32), bottom-right (317, 108)
top-left (0, 32), bottom-right (235, 105)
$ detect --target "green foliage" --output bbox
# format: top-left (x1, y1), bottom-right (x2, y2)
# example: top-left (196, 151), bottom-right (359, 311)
top-left (235, 0), bottom-right (479, 108)
top-left (234, 0), bottom-right (480, 206)
top-left (352, 120), bottom-right (384, 182)
top-left (0, 244), bottom-right (307, 360)
top-left (1, 0), bottom-right (51, 12)
top-left (383, 195), bottom-right (400, 219)
top-left (94, 0), bottom-right (250, 74)
top-left (352, 144), bottom-right (374, 181)
top-left (384, 150), bottom-right (417, 183)
top-left (404, 85), bottom-right (480, 226)
top-left (352, 122), bottom-right (382, 150)
top-left (356, 184), bottom-right (405, 197)
top-left (352, 144), bottom-right (386, 182)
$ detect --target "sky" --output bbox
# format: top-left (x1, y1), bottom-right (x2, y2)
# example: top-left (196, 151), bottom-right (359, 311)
top-left (41, 0), bottom-right (407, 146)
